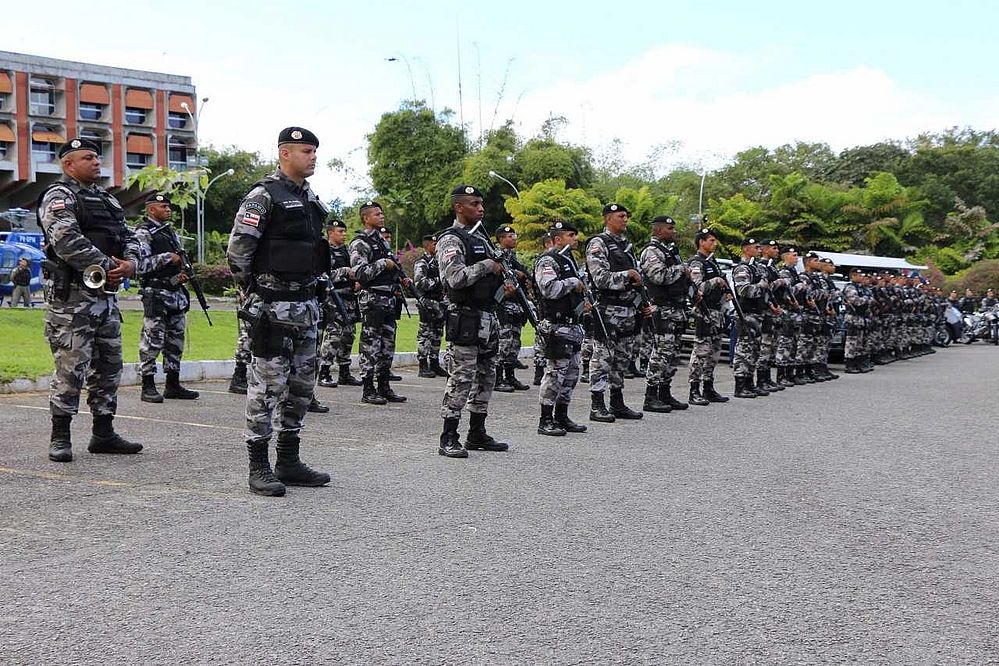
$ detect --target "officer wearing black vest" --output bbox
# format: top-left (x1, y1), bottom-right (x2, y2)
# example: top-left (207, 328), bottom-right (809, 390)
top-left (37, 138), bottom-right (143, 463)
top-left (135, 192), bottom-right (199, 403)
top-left (686, 228), bottom-right (730, 406)
top-left (435, 184), bottom-right (514, 458)
top-left (317, 219), bottom-right (362, 388)
top-left (226, 126), bottom-right (331, 497)
top-left (414, 233), bottom-right (449, 378)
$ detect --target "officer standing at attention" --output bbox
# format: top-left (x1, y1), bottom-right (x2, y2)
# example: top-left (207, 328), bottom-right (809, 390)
top-left (531, 231), bottom-right (555, 385)
top-left (38, 138), bottom-right (143, 462)
top-left (584, 203), bottom-right (647, 422)
top-left (134, 193), bottom-right (199, 403)
top-left (686, 228), bottom-right (730, 406)
top-left (639, 215), bottom-right (690, 413)
top-left (731, 238), bottom-right (768, 399)
top-left (493, 225), bottom-right (531, 392)
top-left (317, 219), bottom-right (362, 389)
top-left (226, 127), bottom-right (331, 497)
top-left (414, 234), bottom-right (449, 379)
top-left (775, 245), bottom-right (806, 386)
top-left (436, 185), bottom-right (513, 458)
top-left (349, 201), bottom-right (407, 405)
top-left (842, 268), bottom-right (871, 374)
top-left (534, 221), bottom-right (589, 436)
top-left (756, 240), bottom-right (785, 392)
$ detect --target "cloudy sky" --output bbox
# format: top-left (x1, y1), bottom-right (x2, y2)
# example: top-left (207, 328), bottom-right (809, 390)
top-left (6, 0), bottom-right (998, 198)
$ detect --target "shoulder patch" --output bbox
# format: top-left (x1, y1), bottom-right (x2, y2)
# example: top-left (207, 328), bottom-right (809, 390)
top-left (243, 201), bottom-right (267, 215)
top-left (49, 199), bottom-right (67, 212)
top-left (242, 212), bottom-right (261, 227)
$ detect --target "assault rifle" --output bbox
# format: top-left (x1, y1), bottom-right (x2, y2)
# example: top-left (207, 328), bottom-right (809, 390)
top-left (468, 221), bottom-right (539, 329)
top-left (622, 242), bottom-right (658, 348)
top-left (557, 243), bottom-right (610, 340)
top-left (707, 252), bottom-right (747, 327)
top-left (151, 226), bottom-right (212, 325)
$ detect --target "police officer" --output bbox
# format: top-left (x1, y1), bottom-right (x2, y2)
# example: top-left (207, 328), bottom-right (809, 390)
top-left (532, 231), bottom-right (555, 386)
top-left (436, 184), bottom-right (512, 458)
top-left (584, 203), bottom-right (646, 422)
top-left (639, 215), bottom-right (690, 413)
top-left (686, 228), bottom-right (730, 406)
top-left (816, 257), bottom-right (841, 380)
top-left (535, 221), bottom-right (589, 436)
top-left (842, 268), bottom-right (870, 373)
top-left (317, 219), bottom-right (362, 389)
top-left (731, 237), bottom-right (768, 398)
top-left (38, 138), bottom-right (143, 462)
top-left (414, 234), bottom-right (448, 379)
top-left (982, 288), bottom-right (997, 311)
top-left (349, 201), bottom-right (407, 405)
top-left (756, 240), bottom-right (785, 392)
top-left (226, 126), bottom-right (331, 497)
top-left (493, 225), bottom-right (531, 392)
top-left (134, 192), bottom-right (199, 403)
top-left (775, 245), bottom-right (806, 386)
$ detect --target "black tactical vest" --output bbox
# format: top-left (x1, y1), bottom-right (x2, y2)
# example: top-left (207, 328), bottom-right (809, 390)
top-left (250, 178), bottom-right (329, 283)
top-left (416, 254), bottom-right (444, 300)
top-left (438, 224), bottom-right (502, 309)
top-left (689, 253), bottom-right (723, 308)
top-left (588, 232), bottom-right (636, 305)
top-left (37, 179), bottom-right (127, 261)
top-left (644, 240), bottom-right (689, 307)
top-left (354, 230), bottom-right (397, 289)
top-left (735, 260), bottom-right (764, 313)
top-left (138, 219), bottom-right (183, 289)
top-left (329, 244), bottom-right (351, 290)
top-left (541, 250), bottom-right (584, 323)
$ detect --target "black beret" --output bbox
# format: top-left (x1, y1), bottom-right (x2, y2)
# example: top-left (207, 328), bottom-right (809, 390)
top-left (651, 215), bottom-right (675, 226)
top-left (741, 237), bottom-right (760, 246)
top-left (326, 219), bottom-right (347, 230)
top-left (820, 257), bottom-right (834, 265)
top-left (145, 192), bottom-right (171, 205)
top-left (277, 127), bottom-right (319, 147)
top-left (550, 220), bottom-right (577, 233)
top-left (379, 227), bottom-right (390, 234)
top-left (850, 267), bottom-right (864, 275)
top-left (58, 138), bottom-right (101, 158)
top-left (451, 184), bottom-right (484, 199)
top-left (694, 227), bottom-right (718, 243)
top-left (495, 225), bottom-right (516, 238)
top-left (805, 251), bottom-right (820, 259)
top-left (781, 245), bottom-right (799, 255)
top-left (762, 239), bottom-right (779, 247)
top-left (602, 203), bottom-right (630, 216)
top-left (359, 200), bottom-right (383, 213)
top-left (421, 234), bottom-right (437, 243)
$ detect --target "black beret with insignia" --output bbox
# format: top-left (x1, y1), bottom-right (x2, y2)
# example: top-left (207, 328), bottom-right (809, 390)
top-left (145, 192), bottom-right (171, 205)
top-left (58, 137), bottom-right (101, 158)
top-left (549, 220), bottom-right (578, 233)
top-left (762, 239), bottom-right (779, 247)
top-left (278, 126), bottom-right (319, 147)
top-left (651, 215), bottom-right (675, 226)
top-left (359, 200), bottom-right (383, 213)
top-left (820, 257), bottom-right (834, 265)
top-left (741, 236), bottom-right (759, 247)
top-left (451, 184), bottom-right (483, 199)
top-left (781, 245), bottom-right (799, 255)
top-left (602, 203), bottom-right (630, 216)
top-left (694, 227), bottom-right (718, 244)
top-left (379, 227), bottom-right (390, 235)
top-left (804, 250), bottom-right (820, 260)
top-left (495, 225), bottom-right (516, 239)
top-left (326, 219), bottom-right (347, 230)
top-left (421, 234), bottom-right (437, 243)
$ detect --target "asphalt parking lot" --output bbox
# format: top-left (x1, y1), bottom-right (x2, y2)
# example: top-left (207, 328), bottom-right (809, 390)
top-left (2, 347), bottom-right (997, 664)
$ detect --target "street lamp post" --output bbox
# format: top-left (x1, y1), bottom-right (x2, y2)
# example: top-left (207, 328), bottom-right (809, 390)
top-left (488, 170), bottom-right (520, 198)
top-left (181, 97), bottom-right (209, 263)
top-left (385, 56), bottom-right (417, 101)
top-left (698, 170), bottom-right (707, 221)
top-left (199, 168), bottom-right (235, 260)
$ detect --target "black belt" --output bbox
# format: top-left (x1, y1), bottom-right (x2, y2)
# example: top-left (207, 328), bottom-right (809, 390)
top-left (256, 285), bottom-right (316, 302)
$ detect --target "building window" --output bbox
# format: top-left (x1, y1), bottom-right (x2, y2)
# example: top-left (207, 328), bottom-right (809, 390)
top-left (80, 129), bottom-right (107, 157)
top-left (168, 139), bottom-right (189, 170)
top-left (125, 107), bottom-right (147, 124)
top-left (79, 103), bottom-right (104, 121)
top-left (31, 125), bottom-right (64, 163)
top-left (30, 78), bottom-right (56, 116)
top-left (0, 142), bottom-right (8, 160)
top-left (126, 152), bottom-right (150, 169)
top-left (0, 93), bottom-right (9, 112)
top-left (167, 112), bottom-right (188, 130)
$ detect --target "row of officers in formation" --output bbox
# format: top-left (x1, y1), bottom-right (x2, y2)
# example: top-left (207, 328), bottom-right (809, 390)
top-left (35, 129), bottom-right (949, 498)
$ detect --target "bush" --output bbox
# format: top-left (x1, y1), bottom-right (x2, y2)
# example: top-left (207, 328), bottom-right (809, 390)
top-left (954, 259), bottom-right (999, 295)
top-left (193, 263), bottom-right (234, 295)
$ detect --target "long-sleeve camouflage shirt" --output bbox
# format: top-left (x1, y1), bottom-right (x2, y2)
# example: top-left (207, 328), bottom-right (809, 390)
top-left (732, 258), bottom-right (765, 304)
top-left (134, 217), bottom-right (190, 312)
top-left (349, 227), bottom-right (395, 291)
top-left (413, 252), bottom-right (443, 298)
top-left (436, 221), bottom-right (498, 301)
top-left (534, 247), bottom-right (584, 341)
top-left (584, 230), bottom-right (633, 293)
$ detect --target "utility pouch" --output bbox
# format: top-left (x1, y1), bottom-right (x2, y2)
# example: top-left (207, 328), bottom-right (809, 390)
top-left (445, 307), bottom-right (481, 346)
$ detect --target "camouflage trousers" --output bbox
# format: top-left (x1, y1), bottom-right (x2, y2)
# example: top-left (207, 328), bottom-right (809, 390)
top-left (358, 295), bottom-right (397, 377)
top-left (775, 312), bottom-right (800, 367)
top-left (590, 334), bottom-right (635, 393)
top-left (441, 310), bottom-right (499, 420)
top-left (645, 331), bottom-right (683, 384)
top-left (417, 318), bottom-right (444, 361)
top-left (234, 314), bottom-right (253, 365)
top-left (533, 333), bottom-right (547, 371)
top-left (245, 300), bottom-right (319, 445)
top-left (539, 352), bottom-right (581, 406)
top-left (45, 296), bottom-right (123, 418)
top-left (581, 333), bottom-right (594, 363)
top-left (797, 333), bottom-right (818, 365)
top-left (760, 331), bottom-right (777, 370)
top-left (844, 327), bottom-right (865, 359)
top-left (688, 333), bottom-right (722, 383)
top-left (498, 321), bottom-right (523, 366)
top-left (139, 311), bottom-right (186, 375)
top-left (732, 328), bottom-right (761, 379)
top-left (319, 317), bottom-right (356, 370)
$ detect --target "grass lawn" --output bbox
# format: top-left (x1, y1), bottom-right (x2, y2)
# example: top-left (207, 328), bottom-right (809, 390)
top-left (0, 307), bottom-right (534, 383)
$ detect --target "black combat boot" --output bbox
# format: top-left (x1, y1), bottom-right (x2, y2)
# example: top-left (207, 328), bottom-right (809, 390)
top-left (87, 415), bottom-right (142, 455)
top-left (661, 381), bottom-right (688, 410)
top-left (798, 365), bottom-right (816, 383)
top-left (688, 381), bottom-right (710, 406)
top-left (164, 370), bottom-right (199, 399)
top-left (438, 418), bottom-right (467, 458)
top-left (417, 357), bottom-right (436, 379)
top-left (750, 374), bottom-right (769, 396)
top-left (317, 365), bottom-right (337, 388)
top-left (589, 392), bottom-right (616, 422)
top-left (388, 369), bottom-right (403, 381)
top-left (307, 395), bottom-right (330, 413)
top-left (702, 380), bottom-right (729, 403)
top-left (140, 374), bottom-right (163, 403)
top-left (821, 363), bottom-right (839, 380)
top-left (507, 365), bottom-right (530, 391)
top-left (806, 364), bottom-right (825, 382)
top-left (624, 360), bottom-right (637, 379)
top-left (49, 414), bottom-right (73, 463)
top-left (274, 432), bottom-right (330, 487)
top-left (791, 365), bottom-right (808, 385)
top-left (339, 364), bottom-right (363, 386)
top-left (609, 388), bottom-right (643, 419)
top-left (533, 364), bottom-right (545, 386)
top-left (844, 358), bottom-right (861, 374)
top-left (228, 361), bottom-right (248, 394)
top-left (430, 356), bottom-right (449, 378)
top-left (538, 405), bottom-right (567, 436)
top-left (860, 355), bottom-right (874, 373)
top-left (873, 352), bottom-right (889, 366)
top-left (642, 384), bottom-right (671, 413)
top-left (515, 359), bottom-right (529, 370)
top-left (733, 377), bottom-right (757, 399)
top-left (635, 359), bottom-right (647, 378)
top-left (759, 367), bottom-right (781, 392)
top-left (362, 374), bottom-right (387, 405)
top-left (465, 412), bottom-right (509, 451)
top-left (580, 360), bottom-right (590, 383)
top-left (554, 402), bottom-right (587, 432)
top-left (377, 373), bottom-right (407, 403)
top-left (247, 441), bottom-right (286, 496)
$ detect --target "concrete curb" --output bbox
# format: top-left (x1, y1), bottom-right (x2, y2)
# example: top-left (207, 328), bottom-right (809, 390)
top-left (0, 347), bottom-right (535, 394)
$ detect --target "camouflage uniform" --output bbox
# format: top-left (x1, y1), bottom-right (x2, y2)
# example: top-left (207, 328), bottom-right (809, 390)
top-left (842, 280), bottom-right (869, 368)
top-left (134, 217), bottom-right (189, 376)
top-left (731, 258), bottom-right (767, 391)
top-left (584, 233), bottom-right (639, 395)
top-left (496, 247), bottom-right (528, 367)
top-left (640, 238), bottom-right (689, 387)
top-left (350, 228), bottom-right (399, 379)
top-left (687, 251), bottom-right (727, 385)
top-left (413, 250), bottom-right (446, 365)
top-left (775, 264), bottom-right (805, 371)
top-left (535, 248), bottom-right (584, 407)
top-left (758, 260), bottom-right (783, 378)
top-left (318, 241), bottom-right (358, 375)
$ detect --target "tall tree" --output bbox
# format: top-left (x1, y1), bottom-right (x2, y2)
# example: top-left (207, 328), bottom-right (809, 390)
top-left (504, 179), bottom-right (603, 252)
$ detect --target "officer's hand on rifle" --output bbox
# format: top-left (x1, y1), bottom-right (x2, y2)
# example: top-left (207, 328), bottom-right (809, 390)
top-left (384, 258), bottom-right (397, 271)
top-left (515, 269), bottom-right (527, 282)
top-left (176, 272), bottom-right (190, 284)
top-left (583, 301), bottom-right (593, 313)
top-left (573, 281), bottom-right (585, 293)
top-left (641, 304), bottom-right (654, 318)
top-left (502, 282), bottom-right (516, 296)
top-left (168, 252), bottom-right (183, 266)
top-left (487, 259), bottom-right (504, 274)
top-left (627, 269), bottom-right (643, 286)
top-left (402, 277), bottom-right (412, 288)
top-left (770, 303), bottom-right (783, 315)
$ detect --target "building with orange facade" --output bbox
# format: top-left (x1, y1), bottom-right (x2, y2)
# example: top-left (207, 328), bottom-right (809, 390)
top-left (0, 50), bottom-right (197, 217)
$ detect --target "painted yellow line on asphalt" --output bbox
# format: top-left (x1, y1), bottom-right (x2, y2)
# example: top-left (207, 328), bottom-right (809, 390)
top-left (1, 404), bottom-right (243, 432)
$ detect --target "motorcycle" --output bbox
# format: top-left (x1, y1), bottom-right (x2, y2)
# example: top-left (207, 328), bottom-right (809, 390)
top-left (960, 305), bottom-right (999, 344)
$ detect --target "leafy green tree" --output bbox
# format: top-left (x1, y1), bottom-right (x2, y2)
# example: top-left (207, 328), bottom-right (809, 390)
top-left (460, 122), bottom-right (520, 226)
top-left (200, 146), bottom-right (276, 234)
top-left (513, 138), bottom-right (594, 190)
top-left (842, 172), bottom-right (930, 255)
top-left (827, 142), bottom-right (909, 187)
top-left (504, 179), bottom-right (603, 251)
